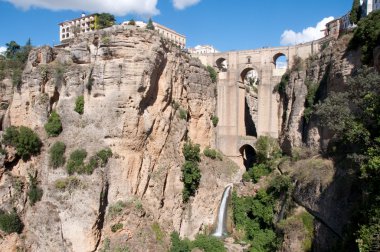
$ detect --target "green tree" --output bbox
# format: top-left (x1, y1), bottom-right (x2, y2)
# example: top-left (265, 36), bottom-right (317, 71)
top-left (350, 0), bottom-right (361, 24)
top-left (128, 19), bottom-right (136, 25)
top-left (350, 10), bottom-right (380, 65)
top-left (96, 13), bottom-right (116, 29)
top-left (146, 18), bottom-right (155, 30)
top-left (3, 126), bottom-right (42, 160)
top-left (181, 161), bottom-right (201, 202)
top-left (5, 41), bottom-right (21, 59)
top-left (44, 111), bottom-right (63, 137)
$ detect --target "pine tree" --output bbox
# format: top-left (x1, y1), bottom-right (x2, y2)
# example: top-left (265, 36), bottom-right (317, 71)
top-left (146, 18), bottom-right (155, 30)
top-left (350, 0), bottom-right (361, 24)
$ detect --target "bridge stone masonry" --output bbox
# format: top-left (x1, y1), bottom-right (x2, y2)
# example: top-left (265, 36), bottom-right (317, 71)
top-left (193, 39), bottom-right (325, 166)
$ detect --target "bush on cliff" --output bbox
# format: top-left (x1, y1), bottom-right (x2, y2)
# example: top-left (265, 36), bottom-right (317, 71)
top-left (44, 111), bottom-right (63, 137)
top-left (350, 10), bottom-right (380, 65)
top-left (74, 96), bottom-right (84, 115)
top-left (0, 211), bottom-right (23, 234)
top-left (3, 126), bottom-right (42, 160)
top-left (207, 66), bottom-right (217, 83)
top-left (49, 141), bottom-right (66, 168)
top-left (27, 173), bottom-right (43, 206)
top-left (182, 141), bottom-right (201, 202)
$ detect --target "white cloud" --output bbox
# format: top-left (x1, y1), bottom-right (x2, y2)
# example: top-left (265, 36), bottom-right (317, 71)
top-left (280, 16), bottom-right (334, 46)
top-left (0, 46), bottom-right (6, 55)
top-left (3, 0), bottom-right (159, 16)
top-left (173, 0), bottom-right (201, 10)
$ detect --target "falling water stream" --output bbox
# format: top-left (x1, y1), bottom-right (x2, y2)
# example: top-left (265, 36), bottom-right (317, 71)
top-left (212, 185), bottom-right (232, 237)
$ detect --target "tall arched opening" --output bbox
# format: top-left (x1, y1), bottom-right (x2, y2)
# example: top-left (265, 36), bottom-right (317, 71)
top-left (273, 53), bottom-right (288, 69)
top-left (239, 144), bottom-right (256, 170)
top-left (240, 68), bottom-right (258, 138)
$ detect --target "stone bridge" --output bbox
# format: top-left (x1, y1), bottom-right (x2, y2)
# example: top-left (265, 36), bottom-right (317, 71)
top-left (193, 39), bottom-right (325, 162)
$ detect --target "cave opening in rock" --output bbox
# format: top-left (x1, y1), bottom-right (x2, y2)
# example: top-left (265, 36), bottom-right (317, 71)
top-left (239, 144), bottom-right (256, 170)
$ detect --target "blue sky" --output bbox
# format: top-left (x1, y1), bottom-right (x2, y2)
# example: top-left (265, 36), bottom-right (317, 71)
top-left (0, 0), bottom-right (352, 52)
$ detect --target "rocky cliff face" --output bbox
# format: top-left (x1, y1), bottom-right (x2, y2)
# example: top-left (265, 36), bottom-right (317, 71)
top-left (280, 35), bottom-right (361, 154)
top-left (278, 35), bottom-right (364, 251)
top-left (0, 26), bottom-right (240, 251)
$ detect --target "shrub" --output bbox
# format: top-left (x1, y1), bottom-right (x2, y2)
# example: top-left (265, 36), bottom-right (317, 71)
top-left (203, 147), bottom-right (222, 160)
top-left (49, 141), bottom-right (66, 168)
top-left (192, 234), bottom-right (226, 252)
top-left (207, 66), bottom-right (217, 83)
top-left (108, 201), bottom-right (127, 217)
top-left (183, 141), bottom-right (201, 162)
top-left (12, 68), bottom-right (22, 88)
top-left (182, 161), bottom-right (201, 202)
top-left (211, 115), bottom-right (219, 127)
top-left (111, 223), bottom-right (123, 232)
top-left (3, 126), bottom-right (42, 160)
top-left (55, 176), bottom-right (81, 191)
top-left (66, 149), bottom-right (87, 175)
top-left (44, 111), bottom-right (63, 137)
top-left (249, 163), bottom-right (272, 183)
top-left (0, 211), bottom-right (23, 234)
top-left (256, 135), bottom-right (281, 163)
top-left (242, 171), bottom-right (251, 182)
top-left (179, 108), bottom-right (187, 120)
top-left (169, 231), bottom-right (191, 252)
top-left (74, 96), bottom-right (84, 115)
top-left (27, 173), bottom-right (43, 206)
top-left (169, 232), bottom-right (225, 252)
top-left (152, 222), bottom-right (165, 242)
top-left (182, 141), bottom-right (202, 202)
top-left (96, 148), bottom-right (113, 166)
top-left (274, 71), bottom-right (289, 94)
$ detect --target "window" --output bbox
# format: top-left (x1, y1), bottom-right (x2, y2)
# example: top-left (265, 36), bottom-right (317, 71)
top-left (62, 34), bottom-right (65, 39)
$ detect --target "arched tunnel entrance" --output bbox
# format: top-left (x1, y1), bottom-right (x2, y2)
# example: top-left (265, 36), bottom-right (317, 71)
top-left (239, 145), bottom-right (256, 170)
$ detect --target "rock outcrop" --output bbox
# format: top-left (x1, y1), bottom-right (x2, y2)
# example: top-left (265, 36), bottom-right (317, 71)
top-left (0, 26), bottom-right (240, 251)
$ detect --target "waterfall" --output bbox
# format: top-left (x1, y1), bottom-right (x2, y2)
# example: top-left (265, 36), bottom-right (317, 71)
top-left (212, 185), bottom-right (232, 237)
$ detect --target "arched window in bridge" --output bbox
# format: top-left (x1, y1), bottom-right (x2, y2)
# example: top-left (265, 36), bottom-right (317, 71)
top-left (273, 53), bottom-right (288, 69)
top-left (216, 58), bottom-right (228, 72)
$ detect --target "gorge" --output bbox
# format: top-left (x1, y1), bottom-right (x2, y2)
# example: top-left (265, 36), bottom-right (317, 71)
top-left (0, 9), bottom-right (380, 252)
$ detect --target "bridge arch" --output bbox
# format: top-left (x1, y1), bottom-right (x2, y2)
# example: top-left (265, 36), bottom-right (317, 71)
top-left (240, 67), bottom-right (259, 85)
top-left (239, 144), bottom-right (256, 170)
top-left (273, 52), bottom-right (288, 69)
top-left (216, 57), bottom-right (228, 72)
